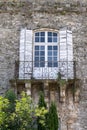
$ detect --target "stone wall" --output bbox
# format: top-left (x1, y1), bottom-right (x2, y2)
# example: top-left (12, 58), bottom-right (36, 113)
top-left (0, 0), bottom-right (87, 130)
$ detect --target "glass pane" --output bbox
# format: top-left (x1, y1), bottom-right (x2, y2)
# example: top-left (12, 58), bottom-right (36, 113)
top-left (48, 32), bottom-right (52, 36)
top-left (35, 57), bottom-right (39, 61)
top-left (48, 57), bottom-right (52, 61)
top-left (48, 51), bottom-right (52, 56)
top-left (40, 37), bottom-right (45, 42)
top-left (53, 57), bottom-right (57, 61)
top-left (35, 51), bottom-right (39, 56)
top-left (53, 37), bottom-right (57, 42)
top-left (41, 32), bottom-right (45, 36)
top-left (53, 46), bottom-right (57, 50)
top-left (53, 33), bottom-right (57, 36)
top-left (35, 32), bottom-right (39, 36)
top-left (48, 46), bottom-right (52, 50)
top-left (35, 46), bottom-right (39, 50)
top-left (34, 45), bottom-right (45, 68)
top-left (40, 51), bottom-right (45, 56)
top-left (48, 62), bottom-right (52, 67)
top-left (53, 51), bottom-right (57, 56)
top-left (40, 57), bottom-right (45, 61)
top-left (40, 62), bottom-right (45, 67)
top-left (40, 46), bottom-right (45, 50)
top-left (35, 37), bottom-right (39, 42)
top-left (53, 62), bottom-right (58, 67)
top-left (48, 37), bottom-right (52, 42)
top-left (34, 62), bottom-right (39, 67)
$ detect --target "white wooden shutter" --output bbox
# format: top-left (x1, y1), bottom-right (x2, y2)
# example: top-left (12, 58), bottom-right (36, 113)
top-left (19, 28), bottom-right (33, 79)
top-left (59, 29), bottom-right (73, 79)
top-left (67, 30), bottom-right (73, 79)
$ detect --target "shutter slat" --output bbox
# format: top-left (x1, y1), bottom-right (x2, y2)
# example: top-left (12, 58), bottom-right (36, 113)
top-left (19, 29), bottom-right (33, 79)
top-left (59, 29), bottom-right (73, 79)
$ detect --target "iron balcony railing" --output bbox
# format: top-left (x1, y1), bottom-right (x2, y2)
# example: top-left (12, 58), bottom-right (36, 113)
top-left (15, 61), bottom-right (76, 80)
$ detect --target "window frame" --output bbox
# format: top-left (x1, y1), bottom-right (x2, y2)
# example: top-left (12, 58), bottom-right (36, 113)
top-left (34, 45), bottom-right (45, 67)
top-left (33, 29), bottom-right (59, 68)
top-left (35, 32), bottom-right (45, 43)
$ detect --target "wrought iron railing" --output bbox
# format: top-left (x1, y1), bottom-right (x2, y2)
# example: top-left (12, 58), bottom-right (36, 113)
top-left (15, 61), bottom-right (76, 80)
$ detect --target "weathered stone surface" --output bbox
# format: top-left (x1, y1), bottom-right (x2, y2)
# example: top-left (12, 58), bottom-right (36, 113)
top-left (0, 0), bottom-right (87, 130)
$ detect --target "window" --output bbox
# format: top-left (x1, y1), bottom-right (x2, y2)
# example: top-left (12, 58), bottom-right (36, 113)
top-left (35, 32), bottom-right (45, 42)
top-left (34, 46), bottom-right (45, 67)
top-left (19, 28), bottom-right (73, 79)
top-left (48, 32), bottom-right (57, 42)
top-left (48, 46), bottom-right (58, 67)
top-left (34, 31), bottom-right (58, 67)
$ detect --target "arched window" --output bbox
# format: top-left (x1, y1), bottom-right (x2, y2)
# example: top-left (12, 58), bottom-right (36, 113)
top-left (34, 30), bottom-right (58, 68)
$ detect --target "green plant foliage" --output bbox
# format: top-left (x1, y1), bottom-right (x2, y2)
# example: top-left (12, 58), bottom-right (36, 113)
top-left (38, 92), bottom-right (47, 108)
top-left (48, 102), bottom-right (59, 130)
top-left (0, 91), bottom-right (59, 130)
top-left (57, 72), bottom-right (67, 86)
top-left (0, 96), bottom-right (9, 127)
top-left (59, 79), bottom-right (66, 86)
top-left (0, 91), bottom-right (48, 130)
top-left (35, 107), bottom-right (48, 126)
top-left (37, 92), bottom-right (47, 130)
top-left (0, 90), bottom-right (18, 130)
top-left (14, 91), bottom-right (36, 130)
top-left (57, 72), bottom-right (61, 81)
top-left (5, 89), bottom-right (16, 102)
top-left (5, 89), bottom-right (17, 113)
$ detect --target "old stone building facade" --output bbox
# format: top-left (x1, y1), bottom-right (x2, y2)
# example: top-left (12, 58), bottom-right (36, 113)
top-left (0, 0), bottom-right (87, 130)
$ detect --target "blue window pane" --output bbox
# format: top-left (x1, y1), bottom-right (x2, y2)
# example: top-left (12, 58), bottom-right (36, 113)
top-left (53, 57), bottom-right (57, 61)
top-left (53, 33), bottom-right (57, 36)
top-left (35, 62), bottom-right (39, 67)
top-left (48, 46), bottom-right (52, 50)
top-left (35, 46), bottom-right (39, 50)
top-left (53, 62), bottom-right (58, 67)
top-left (48, 32), bottom-right (52, 36)
top-left (35, 32), bottom-right (39, 36)
top-left (48, 57), bottom-right (52, 61)
top-left (53, 51), bottom-right (57, 56)
top-left (48, 51), bottom-right (52, 56)
top-left (53, 46), bottom-right (57, 50)
top-left (48, 62), bottom-right (52, 67)
top-left (48, 37), bottom-right (52, 42)
top-left (53, 37), bottom-right (57, 42)
top-left (40, 57), bottom-right (45, 61)
top-left (40, 37), bottom-right (45, 42)
top-left (35, 51), bottom-right (39, 56)
top-left (40, 46), bottom-right (45, 50)
top-left (40, 51), bottom-right (45, 56)
top-left (35, 45), bottom-right (45, 67)
top-left (35, 57), bottom-right (39, 61)
top-left (40, 62), bottom-right (45, 67)
top-left (35, 37), bottom-right (39, 42)
top-left (41, 32), bottom-right (45, 36)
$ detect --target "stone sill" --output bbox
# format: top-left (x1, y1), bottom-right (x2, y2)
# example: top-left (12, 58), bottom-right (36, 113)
top-left (10, 79), bottom-right (57, 84)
